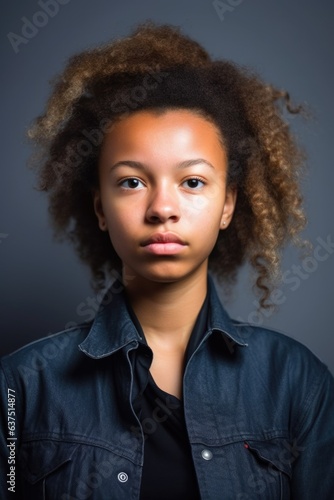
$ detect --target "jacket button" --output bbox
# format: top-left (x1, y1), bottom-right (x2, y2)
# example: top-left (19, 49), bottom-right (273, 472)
top-left (117, 472), bottom-right (128, 482)
top-left (201, 449), bottom-right (213, 461)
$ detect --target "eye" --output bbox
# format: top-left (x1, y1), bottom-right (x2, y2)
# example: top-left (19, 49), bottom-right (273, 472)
top-left (182, 177), bottom-right (205, 189)
top-left (119, 178), bottom-right (145, 189)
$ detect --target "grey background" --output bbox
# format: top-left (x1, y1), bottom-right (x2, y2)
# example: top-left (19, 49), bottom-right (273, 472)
top-left (1, 0), bottom-right (333, 374)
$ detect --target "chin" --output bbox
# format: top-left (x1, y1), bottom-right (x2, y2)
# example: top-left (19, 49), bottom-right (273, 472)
top-left (134, 263), bottom-right (206, 285)
top-left (141, 272), bottom-right (184, 284)
top-left (122, 257), bottom-right (208, 285)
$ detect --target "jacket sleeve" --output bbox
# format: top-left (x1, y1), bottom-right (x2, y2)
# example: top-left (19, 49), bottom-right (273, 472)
top-left (0, 363), bottom-right (21, 500)
top-left (291, 365), bottom-right (334, 499)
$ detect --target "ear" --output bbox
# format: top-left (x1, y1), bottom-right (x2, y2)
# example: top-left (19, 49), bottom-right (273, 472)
top-left (93, 190), bottom-right (107, 231)
top-left (220, 187), bottom-right (237, 230)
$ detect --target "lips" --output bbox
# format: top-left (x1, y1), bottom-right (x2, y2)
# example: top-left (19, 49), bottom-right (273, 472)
top-left (141, 232), bottom-right (186, 246)
top-left (140, 232), bottom-right (187, 255)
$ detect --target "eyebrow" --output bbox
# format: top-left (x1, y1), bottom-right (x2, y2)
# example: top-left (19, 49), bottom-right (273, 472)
top-left (109, 159), bottom-right (215, 172)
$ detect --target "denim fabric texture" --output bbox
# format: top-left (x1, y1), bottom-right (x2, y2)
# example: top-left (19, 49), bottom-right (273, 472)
top-left (1, 278), bottom-right (334, 499)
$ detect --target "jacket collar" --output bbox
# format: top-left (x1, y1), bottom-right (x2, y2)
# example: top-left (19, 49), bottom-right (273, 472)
top-left (207, 276), bottom-right (248, 351)
top-left (79, 275), bottom-right (247, 359)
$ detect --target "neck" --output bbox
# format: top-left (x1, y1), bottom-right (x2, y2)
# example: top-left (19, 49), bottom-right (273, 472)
top-left (124, 266), bottom-right (208, 351)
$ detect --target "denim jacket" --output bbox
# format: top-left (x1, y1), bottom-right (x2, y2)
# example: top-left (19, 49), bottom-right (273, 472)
top-left (1, 279), bottom-right (334, 499)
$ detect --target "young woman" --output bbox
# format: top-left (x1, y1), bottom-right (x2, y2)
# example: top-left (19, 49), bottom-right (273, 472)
top-left (1, 21), bottom-right (333, 499)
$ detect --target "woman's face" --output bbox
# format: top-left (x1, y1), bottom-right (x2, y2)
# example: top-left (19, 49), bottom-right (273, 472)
top-left (94, 109), bottom-right (236, 284)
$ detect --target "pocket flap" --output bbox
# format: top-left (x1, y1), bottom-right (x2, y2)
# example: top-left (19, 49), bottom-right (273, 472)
top-left (244, 439), bottom-right (293, 478)
top-left (19, 440), bottom-right (79, 484)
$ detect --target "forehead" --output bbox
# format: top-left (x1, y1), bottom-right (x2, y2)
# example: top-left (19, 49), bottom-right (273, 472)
top-left (101, 109), bottom-right (226, 156)
top-left (98, 109), bottom-right (229, 183)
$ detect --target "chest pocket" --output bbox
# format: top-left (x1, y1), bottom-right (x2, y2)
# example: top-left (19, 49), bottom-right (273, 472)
top-left (19, 440), bottom-right (79, 499)
top-left (18, 438), bottom-right (136, 500)
top-left (241, 439), bottom-right (292, 499)
top-left (191, 436), bottom-right (293, 499)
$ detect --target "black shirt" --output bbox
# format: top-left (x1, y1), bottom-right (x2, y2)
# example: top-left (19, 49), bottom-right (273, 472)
top-left (127, 294), bottom-right (209, 500)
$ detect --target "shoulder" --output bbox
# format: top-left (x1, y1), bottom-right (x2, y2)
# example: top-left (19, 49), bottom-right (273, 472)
top-left (0, 323), bottom-right (91, 389)
top-left (233, 319), bottom-right (327, 368)
top-left (208, 278), bottom-right (330, 377)
top-left (233, 321), bottom-right (332, 413)
top-left (231, 319), bottom-right (330, 379)
top-left (225, 320), bottom-right (334, 436)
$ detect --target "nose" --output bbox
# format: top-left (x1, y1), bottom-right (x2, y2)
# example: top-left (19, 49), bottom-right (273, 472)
top-left (145, 184), bottom-right (181, 224)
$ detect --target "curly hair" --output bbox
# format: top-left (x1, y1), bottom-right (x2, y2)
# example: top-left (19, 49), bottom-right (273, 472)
top-left (28, 20), bottom-right (307, 308)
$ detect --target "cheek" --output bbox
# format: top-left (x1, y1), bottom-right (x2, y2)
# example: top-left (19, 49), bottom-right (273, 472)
top-left (106, 219), bottom-right (133, 262)
top-left (102, 196), bottom-right (129, 224)
top-left (185, 180), bottom-right (225, 210)
top-left (183, 193), bottom-right (225, 224)
top-left (104, 202), bottom-right (141, 245)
